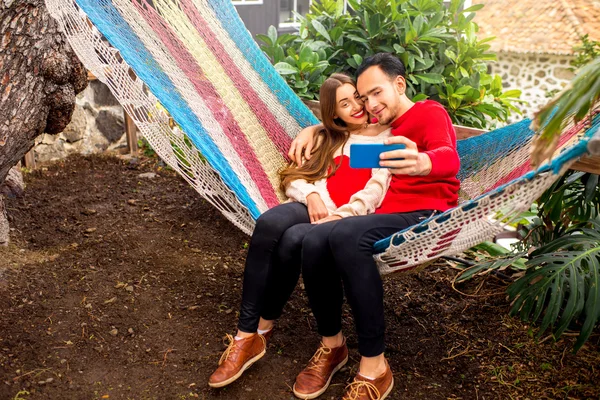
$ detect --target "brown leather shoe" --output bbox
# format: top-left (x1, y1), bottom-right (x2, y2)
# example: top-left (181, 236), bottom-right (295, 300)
top-left (341, 360), bottom-right (394, 400)
top-left (261, 328), bottom-right (274, 343)
top-left (293, 339), bottom-right (349, 399)
top-left (208, 333), bottom-right (266, 388)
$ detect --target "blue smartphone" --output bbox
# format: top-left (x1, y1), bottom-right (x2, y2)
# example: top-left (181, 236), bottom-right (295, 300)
top-left (349, 143), bottom-right (406, 169)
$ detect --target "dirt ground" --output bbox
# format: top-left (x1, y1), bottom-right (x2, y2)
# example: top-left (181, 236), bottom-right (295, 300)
top-left (0, 154), bottom-right (599, 400)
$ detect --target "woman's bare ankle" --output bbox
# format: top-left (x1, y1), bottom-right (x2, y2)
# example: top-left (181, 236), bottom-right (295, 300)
top-left (257, 318), bottom-right (274, 332)
top-left (358, 354), bottom-right (387, 378)
top-left (322, 332), bottom-right (344, 348)
top-left (236, 330), bottom-right (256, 339)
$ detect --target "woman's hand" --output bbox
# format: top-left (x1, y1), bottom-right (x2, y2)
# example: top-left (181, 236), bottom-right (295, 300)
top-left (313, 214), bottom-right (342, 225)
top-left (306, 193), bottom-right (329, 223)
top-left (288, 125), bottom-right (321, 165)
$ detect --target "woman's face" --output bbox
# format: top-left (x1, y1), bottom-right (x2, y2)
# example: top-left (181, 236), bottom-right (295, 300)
top-left (334, 83), bottom-right (368, 126)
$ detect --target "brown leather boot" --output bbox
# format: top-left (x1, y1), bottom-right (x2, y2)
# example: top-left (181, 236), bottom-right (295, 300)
top-left (208, 333), bottom-right (266, 388)
top-left (341, 360), bottom-right (393, 400)
top-left (293, 339), bottom-right (349, 399)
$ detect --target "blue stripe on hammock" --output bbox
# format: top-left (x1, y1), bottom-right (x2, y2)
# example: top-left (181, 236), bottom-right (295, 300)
top-left (373, 115), bottom-right (600, 255)
top-left (457, 118), bottom-right (534, 181)
top-left (75, 0), bottom-right (261, 219)
top-left (207, 0), bottom-right (319, 129)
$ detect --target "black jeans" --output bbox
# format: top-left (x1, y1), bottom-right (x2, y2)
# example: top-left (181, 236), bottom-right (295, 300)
top-left (301, 210), bottom-right (435, 357)
top-left (237, 202), bottom-right (314, 333)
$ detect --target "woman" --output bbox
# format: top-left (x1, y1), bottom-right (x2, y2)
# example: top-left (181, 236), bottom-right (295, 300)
top-left (208, 74), bottom-right (390, 392)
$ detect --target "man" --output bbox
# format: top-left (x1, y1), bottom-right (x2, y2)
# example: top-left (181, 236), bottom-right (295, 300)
top-left (290, 53), bottom-right (460, 400)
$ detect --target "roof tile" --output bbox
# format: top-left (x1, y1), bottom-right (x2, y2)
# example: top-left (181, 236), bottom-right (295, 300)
top-left (472, 0), bottom-right (600, 54)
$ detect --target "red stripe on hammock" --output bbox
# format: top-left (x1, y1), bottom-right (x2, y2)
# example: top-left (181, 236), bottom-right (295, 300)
top-left (483, 121), bottom-right (585, 193)
top-left (178, 0), bottom-right (294, 157)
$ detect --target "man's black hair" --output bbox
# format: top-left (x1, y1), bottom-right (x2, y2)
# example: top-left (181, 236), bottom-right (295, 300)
top-left (356, 53), bottom-right (406, 80)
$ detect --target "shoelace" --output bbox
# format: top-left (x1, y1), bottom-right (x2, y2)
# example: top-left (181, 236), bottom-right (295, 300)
top-left (342, 379), bottom-right (381, 400)
top-left (306, 344), bottom-right (332, 371)
top-left (218, 333), bottom-right (236, 365)
top-left (218, 333), bottom-right (265, 365)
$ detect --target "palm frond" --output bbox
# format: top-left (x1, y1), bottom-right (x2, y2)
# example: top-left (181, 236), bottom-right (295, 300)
top-left (456, 252), bottom-right (527, 282)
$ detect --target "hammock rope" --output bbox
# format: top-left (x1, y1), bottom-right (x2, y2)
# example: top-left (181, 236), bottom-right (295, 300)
top-left (46, 0), bottom-right (599, 274)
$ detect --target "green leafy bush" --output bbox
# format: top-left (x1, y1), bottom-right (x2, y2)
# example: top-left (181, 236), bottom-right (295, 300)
top-left (573, 34), bottom-right (600, 69)
top-left (258, 28), bottom-right (330, 100)
top-left (257, 0), bottom-right (522, 129)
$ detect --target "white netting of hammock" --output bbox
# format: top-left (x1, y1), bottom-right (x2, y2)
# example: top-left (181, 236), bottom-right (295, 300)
top-left (375, 166), bottom-right (567, 274)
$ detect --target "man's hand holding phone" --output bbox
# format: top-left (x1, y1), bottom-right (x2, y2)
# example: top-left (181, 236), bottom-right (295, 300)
top-left (379, 136), bottom-right (432, 176)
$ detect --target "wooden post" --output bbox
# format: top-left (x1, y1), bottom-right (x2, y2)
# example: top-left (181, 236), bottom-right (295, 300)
top-left (124, 110), bottom-right (138, 156)
top-left (22, 149), bottom-right (36, 169)
top-left (125, 67), bottom-right (139, 156)
top-left (571, 155), bottom-right (600, 174)
top-left (88, 68), bottom-right (138, 155)
top-left (454, 124), bottom-right (486, 140)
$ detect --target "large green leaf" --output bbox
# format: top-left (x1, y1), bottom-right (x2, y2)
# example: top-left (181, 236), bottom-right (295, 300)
top-left (267, 25), bottom-right (278, 45)
top-left (274, 62), bottom-right (298, 75)
top-left (462, 3), bottom-right (485, 13)
top-left (311, 19), bottom-right (331, 42)
top-left (255, 34), bottom-right (272, 47)
top-left (414, 73), bottom-right (444, 84)
top-left (457, 253), bottom-right (528, 282)
top-left (335, 0), bottom-right (344, 18)
top-left (346, 34), bottom-right (369, 44)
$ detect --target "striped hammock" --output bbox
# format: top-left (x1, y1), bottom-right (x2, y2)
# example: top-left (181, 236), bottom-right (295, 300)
top-left (46, 0), bottom-right (600, 274)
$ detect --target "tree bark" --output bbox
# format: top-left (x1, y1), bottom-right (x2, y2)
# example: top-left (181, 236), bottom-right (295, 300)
top-left (0, 0), bottom-right (88, 245)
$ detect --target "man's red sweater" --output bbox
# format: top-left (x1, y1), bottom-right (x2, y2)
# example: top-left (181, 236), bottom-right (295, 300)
top-left (376, 100), bottom-right (460, 214)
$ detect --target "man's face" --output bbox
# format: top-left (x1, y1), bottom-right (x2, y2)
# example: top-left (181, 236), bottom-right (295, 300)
top-left (356, 66), bottom-right (404, 126)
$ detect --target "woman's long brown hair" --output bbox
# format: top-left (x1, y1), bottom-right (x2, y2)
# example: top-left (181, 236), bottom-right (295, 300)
top-left (280, 73), bottom-right (358, 191)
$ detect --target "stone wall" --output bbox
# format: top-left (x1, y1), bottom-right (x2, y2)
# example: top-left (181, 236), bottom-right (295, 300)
top-left (33, 80), bottom-right (129, 163)
top-left (490, 51), bottom-right (575, 120)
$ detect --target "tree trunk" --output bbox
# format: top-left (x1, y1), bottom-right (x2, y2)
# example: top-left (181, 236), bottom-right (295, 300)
top-left (0, 0), bottom-right (88, 245)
